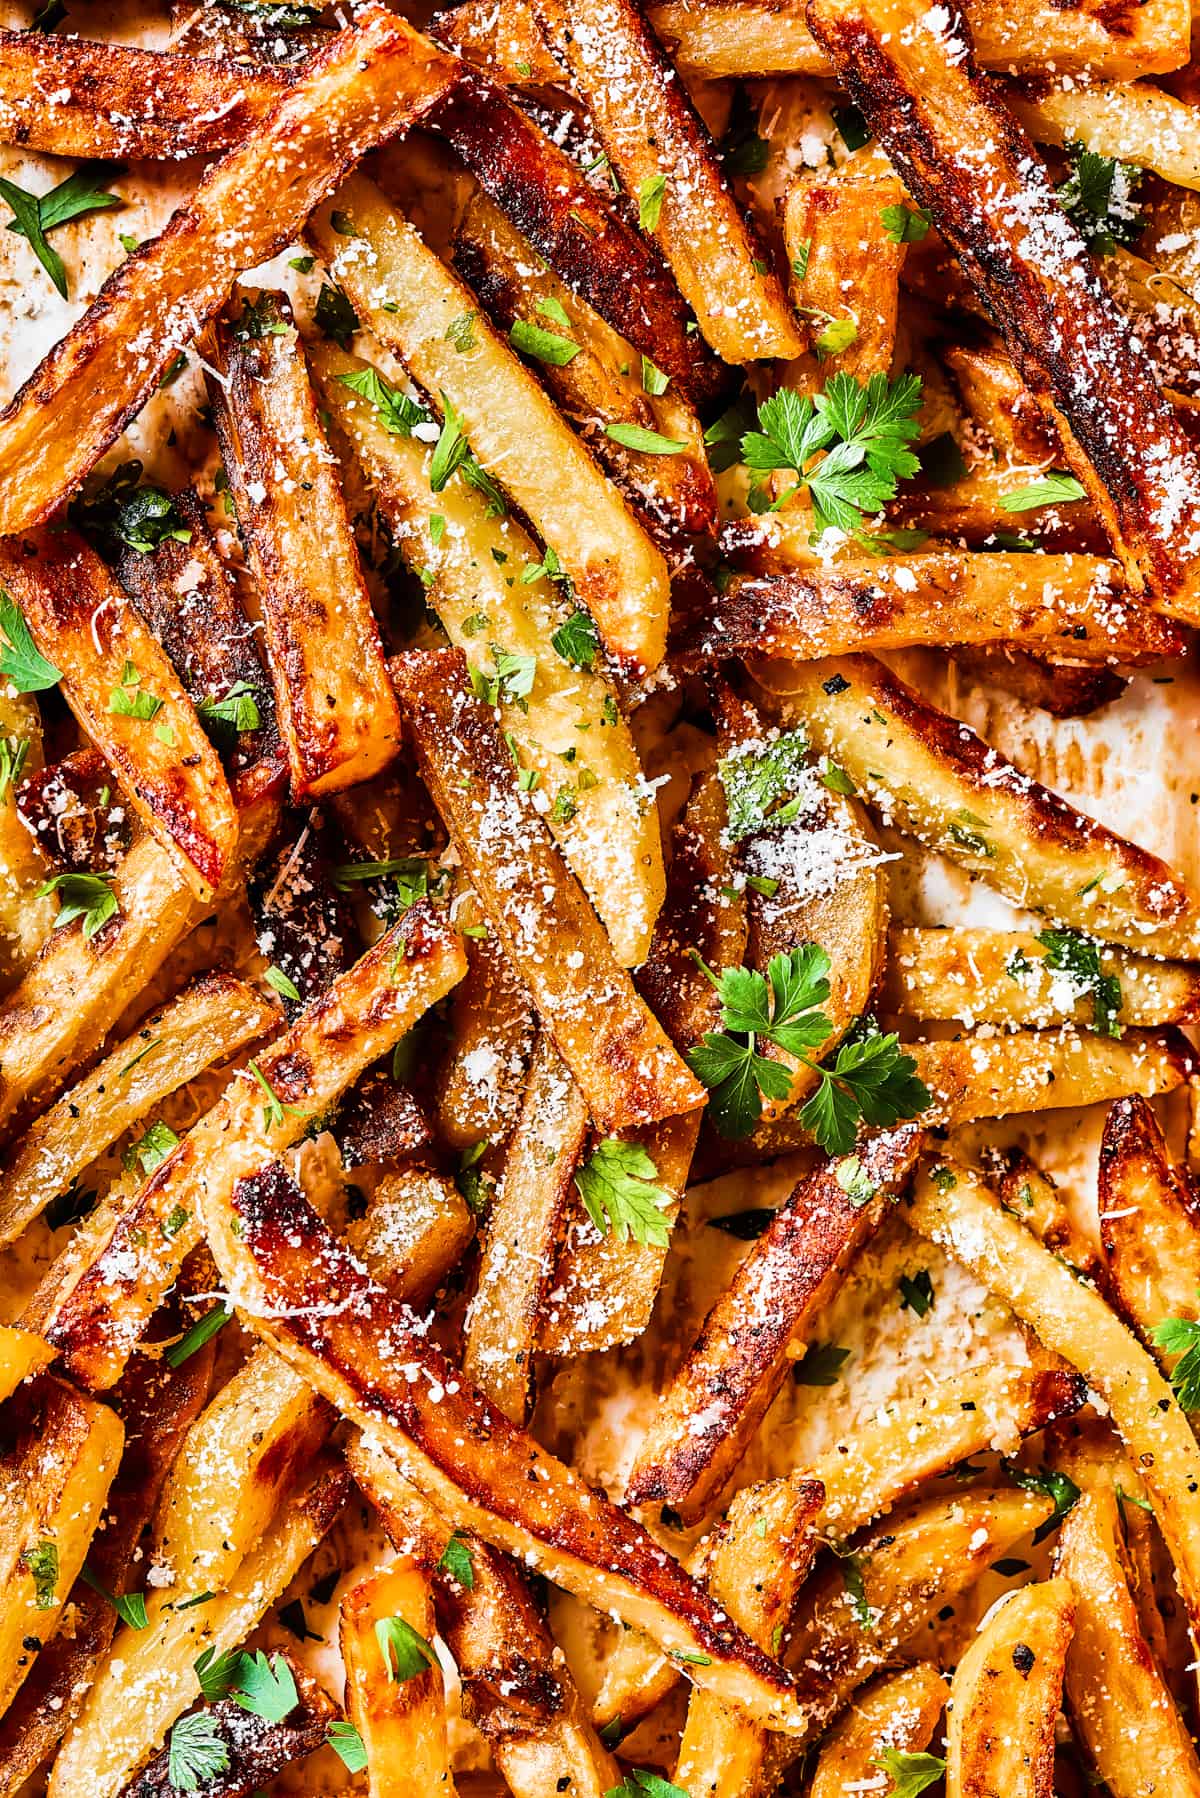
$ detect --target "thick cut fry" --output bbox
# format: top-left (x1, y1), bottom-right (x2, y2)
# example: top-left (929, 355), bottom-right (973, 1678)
top-left (199, 1158), bottom-right (810, 1731)
top-left (883, 927), bottom-right (1200, 1031)
top-left (810, 1663), bottom-right (948, 1798)
top-left (0, 31), bottom-right (289, 159)
top-left (432, 69), bottom-right (722, 404)
top-left (687, 552), bottom-right (1184, 665)
top-left (526, 0), bottom-right (801, 365)
top-left (947, 1578), bottom-right (1074, 1798)
top-left (349, 1165), bottom-right (476, 1307)
top-left (0, 1377), bottom-right (124, 1718)
top-left (805, 0), bottom-right (1200, 617)
top-left (0, 1325), bottom-right (53, 1405)
top-left (47, 1456), bottom-right (349, 1798)
top-left (0, 973), bottom-right (276, 1248)
top-left (341, 1564), bottom-right (452, 1798)
top-left (0, 530), bottom-right (238, 901)
top-left (750, 654), bottom-right (1200, 955)
top-left (1099, 1094), bottom-right (1200, 1361)
top-left (209, 292), bottom-right (401, 799)
top-left (433, 931), bottom-right (535, 1152)
top-left (908, 1156), bottom-right (1200, 1632)
top-left (944, 343), bottom-right (1060, 461)
top-left (1014, 81), bottom-right (1200, 193)
top-left (782, 161), bottom-right (907, 385)
top-left (0, 683), bottom-right (51, 987)
top-left (29, 901), bottom-right (466, 1390)
top-left (624, 1125), bottom-right (923, 1520)
top-left (464, 1034), bottom-right (588, 1423)
top-left (392, 648), bottom-right (702, 1133)
top-left (312, 340), bottom-right (666, 966)
top-left (308, 175), bottom-right (671, 673)
top-left (1056, 1487), bottom-right (1200, 1796)
top-left (0, 8), bottom-right (460, 534)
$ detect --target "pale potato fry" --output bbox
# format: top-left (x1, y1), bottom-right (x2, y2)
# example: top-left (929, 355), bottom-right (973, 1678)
top-left (782, 157), bottom-right (906, 387)
top-left (28, 901), bottom-right (466, 1390)
top-left (1014, 80), bottom-right (1200, 192)
top-left (749, 653), bottom-right (1200, 956)
top-left (348, 1165), bottom-right (476, 1307)
top-left (0, 1324), bottom-right (52, 1405)
top-left (341, 1563), bottom-right (453, 1798)
top-left (526, 0), bottom-right (803, 365)
top-left (0, 8), bottom-right (460, 534)
top-left (0, 530), bottom-right (238, 902)
top-left (946, 1578), bottom-right (1074, 1798)
top-left (1056, 1486), bottom-right (1200, 1796)
top-left (307, 174), bottom-right (671, 674)
top-left (908, 1156), bottom-right (1200, 1631)
top-left (311, 339), bottom-right (667, 967)
top-left (1098, 1094), bottom-right (1200, 1361)
top-left (198, 1157), bottom-right (810, 1731)
top-left (463, 1033), bottom-right (588, 1423)
top-left (0, 972), bottom-right (276, 1248)
top-left (624, 1125), bottom-right (924, 1520)
top-left (47, 1455), bottom-right (349, 1798)
top-left (809, 1662), bottom-right (947, 1798)
top-left (208, 290), bottom-right (402, 800)
top-left (392, 647), bottom-right (702, 1134)
top-left (883, 926), bottom-right (1200, 1031)
top-left (0, 1377), bottom-right (124, 1718)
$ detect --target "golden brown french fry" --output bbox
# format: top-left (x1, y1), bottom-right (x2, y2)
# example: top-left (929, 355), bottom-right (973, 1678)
top-left (47, 1455), bottom-right (349, 1798)
top-left (805, 0), bottom-right (1200, 618)
top-left (0, 30), bottom-right (289, 159)
top-left (946, 1578), bottom-right (1074, 1798)
top-left (0, 8), bottom-right (460, 535)
top-left (464, 1033), bottom-right (588, 1423)
top-left (0, 973), bottom-right (276, 1248)
top-left (0, 1377), bottom-right (124, 1718)
top-left (749, 654), bottom-right (1200, 956)
top-left (985, 1147), bottom-right (1102, 1286)
top-left (307, 174), bottom-right (671, 674)
top-left (29, 901), bottom-right (466, 1390)
top-left (944, 342), bottom-right (1060, 461)
top-left (0, 683), bottom-right (51, 987)
top-left (1056, 1486), bottom-right (1200, 1796)
top-left (348, 1165), bottom-right (476, 1308)
top-left (433, 930), bottom-right (535, 1152)
top-left (208, 290), bottom-right (401, 800)
top-left (311, 339), bottom-right (666, 967)
top-left (526, 0), bottom-right (802, 365)
top-left (809, 1663), bottom-right (948, 1798)
top-left (908, 1156), bottom-right (1200, 1633)
top-left (341, 1563), bottom-right (452, 1798)
top-left (624, 1125), bottom-right (924, 1520)
top-left (0, 1325), bottom-right (52, 1406)
top-left (198, 1157), bottom-right (810, 1731)
top-left (952, 648), bottom-right (1128, 720)
top-left (1099, 1094), bottom-right (1200, 1364)
top-left (1013, 80), bottom-right (1200, 192)
top-left (890, 462), bottom-right (1102, 551)
top-left (392, 647), bottom-right (702, 1134)
top-left (0, 530), bottom-right (238, 901)
top-left (782, 157), bottom-right (906, 386)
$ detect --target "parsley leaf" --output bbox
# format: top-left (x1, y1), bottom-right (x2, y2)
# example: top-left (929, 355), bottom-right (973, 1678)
top-left (37, 870), bottom-right (118, 939)
top-left (0, 734), bottom-right (30, 801)
top-left (194, 1645), bottom-right (244, 1703)
top-left (510, 317), bottom-right (580, 366)
top-left (70, 461), bottom-right (192, 555)
top-left (79, 1565), bottom-right (148, 1630)
top-left (438, 1533), bottom-right (475, 1589)
top-left (196, 681), bottom-right (261, 747)
top-left (247, 1058), bottom-right (306, 1130)
top-left (551, 608), bottom-right (599, 668)
top-left (0, 591), bottom-right (60, 691)
top-left (1004, 1462), bottom-right (1081, 1540)
top-left (998, 472), bottom-right (1087, 513)
top-left (793, 1340), bottom-right (850, 1386)
top-left (638, 174), bottom-right (667, 232)
top-left (604, 421), bottom-right (686, 455)
top-left (880, 202), bottom-right (931, 243)
top-left (1152, 1301), bottom-right (1200, 1411)
top-left (898, 1268), bottom-right (934, 1316)
top-left (1058, 144), bottom-right (1143, 256)
top-left (315, 281), bottom-right (360, 348)
top-left (327, 1719), bottom-right (368, 1772)
top-left (265, 965), bottom-right (302, 1003)
top-left (168, 1712), bottom-right (230, 1793)
top-left (335, 365), bottom-right (429, 437)
top-left (22, 1539), bottom-right (58, 1607)
top-left (1036, 927), bottom-right (1122, 1035)
top-left (575, 1139), bottom-right (673, 1247)
top-left (605, 1772), bottom-right (688, 1798)
top-left (0, 163), bottom-right (122, 299)
top-left (718, 727), bottom-right (811, 841)
top-left (123, 1120), bottom-right (179, 1176)
top-left (375, 1614), bottom-right (435, 1682)
top-left (872, 1747), bottom-right (946, 1798)
top-left (233, 1649), bottom-right (298, 1721)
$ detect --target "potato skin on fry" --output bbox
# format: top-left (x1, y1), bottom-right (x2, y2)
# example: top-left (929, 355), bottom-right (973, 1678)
top-left (946, 1578), bottom-right (1074, 1798)
top-left (1098, 1093), bottom-right (1200, 1357)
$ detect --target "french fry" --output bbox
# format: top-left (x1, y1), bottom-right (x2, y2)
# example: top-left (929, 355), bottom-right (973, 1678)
top-left (889, 463), bottom-right (1103, 552)
top-left (882, 927), bottom-right (1200, 1031)
top-left (29, 900), bottom-right (466, 1390)
top-left (0, 682), bottom-right (52, 986)
top-left (341, 1564), bottom-right (452, 1798)
top-left (0, 8), bottom-right (461, 534)
top-left (527, 0), bottom-right (802, 365)
top-left (749, 654), bottom-right (1200, 956)
top-left (623, 1125), bottom-right (924, 1520)
top-left (782, 157), bottom-right (907, 386)
top-left (392, 648), bottom-right (702, 1133)
top-left (946, 1578), bottom-right (1074, 1798)
top-left (1056, 1486), bottom-right (1200, 1795)
top-left (454, 187), bottom-right (718, 538)
top-left (0, 1325), bottom-right (52, 1406)
top-left (433, 931), bottom-right (535, 1152)
top-left (805, 0), bottom-right (1200, 618)
top-left (944, 342), bottom-right (1060, 462)
top-left (0, 530), bottom-right (238, 902)
top-left (908, 1155), bottom-right (1200, 1632)
top-left (349, 1165), bottom-right (476, 1307)
top-left (47, 1454), bottom-right (349, 1798)
top-left (208, 290), bottom-right (402, 799)
top-left (809, 1662), bottom-right (948, 1798)
top-left (985, 1146), bottom-right (1103, 1286)
top-left (0, 31), bottom-right (289, 160)
top-left (311, 340), bottom-right (667, 967)
top-left (307, 175), bottom-right (672, 674)
top-left (434, 0), bottom-right (562, 82)
top-left (0, 972), bottom-right (276, 1248)
top-left (950, 648), bottom-right (1127, 721)
top-left (199, 1157), bottom-right (810, 1731)
top-left (0, 1377), bottom-right (124, 1718)
top-left (464, 1033), bottom-right (588, 1423)
top-left (1014, 80), bottom-right (1200, 193)
top-left (1098, 1094), bottom-right (1200, 1360)
top-left (250, 812), bottom-right (356, 1012)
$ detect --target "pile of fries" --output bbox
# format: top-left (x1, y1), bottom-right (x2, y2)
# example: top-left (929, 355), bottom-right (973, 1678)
top-left (5, 0), bottom-right (1200, 1791)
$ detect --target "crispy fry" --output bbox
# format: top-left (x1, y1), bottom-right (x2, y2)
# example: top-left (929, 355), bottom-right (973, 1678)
top-left (985, 1147), bottom-right (1103, 1285)
top-left (946, 1578), bottom-right (1074, 1798)
top-left (432, 931), bottom-right (535, 1153)
top-left (944, 342), bottom-right (1060, 461)
top-left (950, 648), bottom-right (1127, 720)
top-left (341, 1564), bottom-right (452, 1798)
top-left (782, 158), bottom-right (907, 385)
top-left (1014, 80), bottom-right (1200, 192)
top-left (392, 647), bottom-right (702, 1133)
top-left (0, 8), bottom-right (461, 534)
top-left (809, 1663), bottom-right (948, 1798)
top-left (0, 683), bottom-right (52, 986)
top-left (349, 1165), bottom-right (476, 1307)
top-left (1098, 1094), bottom-right (1200, 1360)
top-left (307, 175), bottom-right (671, 674)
